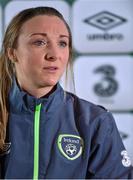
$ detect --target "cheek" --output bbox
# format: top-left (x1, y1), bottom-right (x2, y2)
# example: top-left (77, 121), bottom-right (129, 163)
top-left (62, 50), bottom-right (69, 64)
top-left (16, 43), bottom-right (40, 61)
top-left (61, 58), bottom-right (68, 71)
top-left (21, 51), bottom-right (42, 67)
top-left (28, 49), bottom-right (44, 63)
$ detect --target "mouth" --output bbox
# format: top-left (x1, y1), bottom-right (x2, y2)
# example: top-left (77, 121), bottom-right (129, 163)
top-left (43, 66), bottom-right (58, 72)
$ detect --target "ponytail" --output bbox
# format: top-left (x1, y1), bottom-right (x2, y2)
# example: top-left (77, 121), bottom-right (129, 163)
top-left (0, 52), bottom-right (13, 150)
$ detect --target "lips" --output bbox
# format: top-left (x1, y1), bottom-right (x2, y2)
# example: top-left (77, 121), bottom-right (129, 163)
top-left (43, 66), bottom-right (58, 72)
top-left (44, 66), bottom-right (58, 69)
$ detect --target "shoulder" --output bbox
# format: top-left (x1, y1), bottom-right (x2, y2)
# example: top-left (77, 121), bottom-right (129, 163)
top-left (65, 91), bottom-right (109, 116)
top-left (65, 91), bottom-right (115, 128)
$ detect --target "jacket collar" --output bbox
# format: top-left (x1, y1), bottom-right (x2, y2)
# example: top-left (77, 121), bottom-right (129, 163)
top-left (9, 77), bottom-right (64, 113)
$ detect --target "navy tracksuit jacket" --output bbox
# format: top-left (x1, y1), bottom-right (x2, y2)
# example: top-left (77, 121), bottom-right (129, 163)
top-left (0, 79), bottom-right (133, 179)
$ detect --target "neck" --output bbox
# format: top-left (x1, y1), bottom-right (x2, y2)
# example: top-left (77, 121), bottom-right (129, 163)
top-left (22, 86), bottom-right (54, 98)
top-left (16, 78), bottom-right (55, 98)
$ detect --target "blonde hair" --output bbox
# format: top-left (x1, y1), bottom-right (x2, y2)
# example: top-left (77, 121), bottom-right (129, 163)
top-left (0, 6), bottom-right (73, 150)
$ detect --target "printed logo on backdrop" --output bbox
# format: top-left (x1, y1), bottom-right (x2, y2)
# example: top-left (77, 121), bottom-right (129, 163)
top-left (119, 131), bottom-right (129, 140)
top-left (93, 64), bottom-right (118, 98)
top-left (57, 134), bottom-right (83, 160)
top-left (84, 11), bottom-right (127, 41)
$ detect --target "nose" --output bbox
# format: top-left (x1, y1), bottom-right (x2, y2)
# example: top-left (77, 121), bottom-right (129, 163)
top-left (45, 52), bottom-right (57, 61)
top-left (44, 45), bottom-right (59, 61)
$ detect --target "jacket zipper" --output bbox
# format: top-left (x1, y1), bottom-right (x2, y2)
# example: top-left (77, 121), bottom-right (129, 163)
top-left (33, 103), bottom-right (42, 179)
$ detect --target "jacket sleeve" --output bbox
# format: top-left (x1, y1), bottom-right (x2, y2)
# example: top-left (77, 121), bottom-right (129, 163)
top-left (0, 156), bottom-right (4, 179)
top-left (0, 160), bottom-right (2, 179)
top-left (86, 111), bottom-right (133, 179)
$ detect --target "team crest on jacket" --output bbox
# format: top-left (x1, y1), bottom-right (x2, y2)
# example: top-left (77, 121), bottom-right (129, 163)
top-left (57, 134), bottom-right (83, 160)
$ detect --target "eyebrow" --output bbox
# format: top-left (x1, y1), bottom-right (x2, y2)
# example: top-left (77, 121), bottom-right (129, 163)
top-left (29, 33), bottom-right (69, 39)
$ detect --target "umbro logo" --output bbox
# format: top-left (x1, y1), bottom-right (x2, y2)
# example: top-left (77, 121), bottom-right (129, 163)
top-left (84, 11), bottom-right (127, 31)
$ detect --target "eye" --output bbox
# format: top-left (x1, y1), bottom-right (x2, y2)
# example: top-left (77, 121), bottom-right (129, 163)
top-left (59, 41), bottom-right (68, 48)
top-left (33, 40), bottom-right (47, 46)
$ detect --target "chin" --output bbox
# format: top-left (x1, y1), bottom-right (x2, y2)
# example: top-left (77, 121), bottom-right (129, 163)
top-left (43, 80), bottom-right (58, 87)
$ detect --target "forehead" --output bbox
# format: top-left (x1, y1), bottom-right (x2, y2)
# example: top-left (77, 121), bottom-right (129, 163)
top-left (20, 15), bottom-right (69, 36)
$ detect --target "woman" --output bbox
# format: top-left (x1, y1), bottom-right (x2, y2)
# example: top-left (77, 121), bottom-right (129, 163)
top-left (0, 6), bottom-right (132, 179)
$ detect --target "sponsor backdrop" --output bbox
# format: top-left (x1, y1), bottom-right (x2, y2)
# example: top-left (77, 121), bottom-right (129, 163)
top-left (0, 0), bottom-right (133, 162)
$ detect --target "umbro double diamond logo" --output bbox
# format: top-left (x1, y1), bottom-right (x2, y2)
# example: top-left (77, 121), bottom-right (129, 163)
top-left (84, 11), bottom-right (127, 31)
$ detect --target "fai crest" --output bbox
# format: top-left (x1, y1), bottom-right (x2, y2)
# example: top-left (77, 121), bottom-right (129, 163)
top-left (57, 134), bottom-right (83, 160)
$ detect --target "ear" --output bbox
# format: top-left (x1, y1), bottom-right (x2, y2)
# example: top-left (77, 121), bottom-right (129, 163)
top-left (7, 48), bottom-right (17, 63)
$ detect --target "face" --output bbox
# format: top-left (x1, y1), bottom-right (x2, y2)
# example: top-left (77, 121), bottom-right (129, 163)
top-left (11, 15), bottom-right (69, 94)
